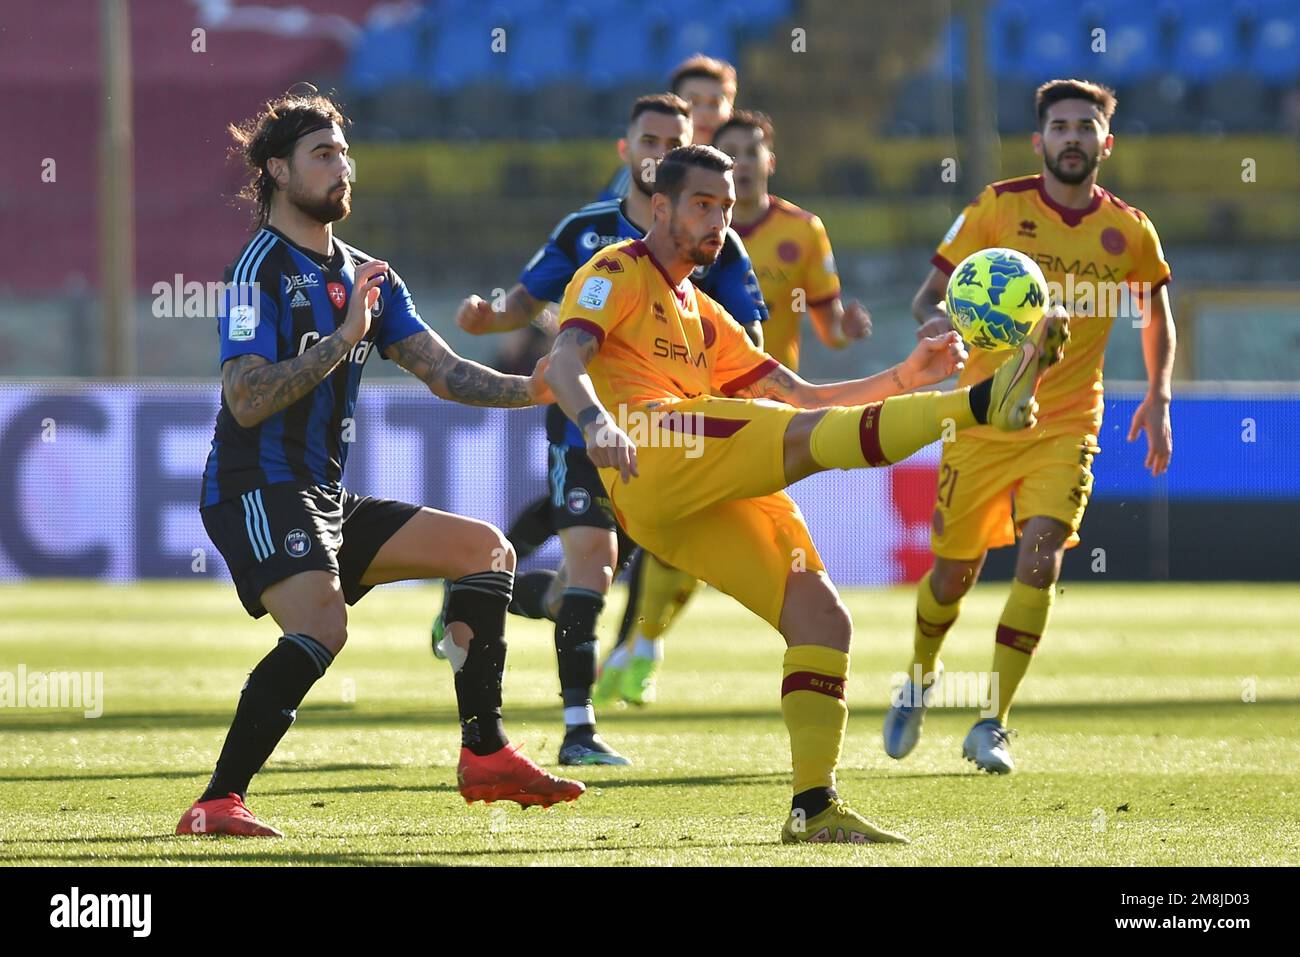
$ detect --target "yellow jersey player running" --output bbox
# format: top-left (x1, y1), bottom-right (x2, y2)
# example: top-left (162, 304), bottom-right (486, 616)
top-left (597, 109), bottom-right (875, 706)
top-left (545, 144), bottom-right (1068, 843)
top-left (882, 79), bottom-right (1176, 773)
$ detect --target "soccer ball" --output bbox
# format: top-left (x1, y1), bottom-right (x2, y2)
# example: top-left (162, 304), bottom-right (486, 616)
top-left (945, 247), bottom-right (1049, 351)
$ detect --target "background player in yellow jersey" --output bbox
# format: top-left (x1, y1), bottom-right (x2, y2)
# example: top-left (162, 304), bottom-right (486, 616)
top-left (597, 110), bottom-right (876, 704)
top-left (882, 79), bottom-right (1176, 773)
top-left (545, 145), bottom-right (1068, 843)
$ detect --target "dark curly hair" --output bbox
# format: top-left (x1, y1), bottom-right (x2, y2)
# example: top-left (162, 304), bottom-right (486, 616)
top-left (228, 87), bottom-right (347, 228)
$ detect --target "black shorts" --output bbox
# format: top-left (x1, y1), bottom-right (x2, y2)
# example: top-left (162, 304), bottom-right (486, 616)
top-left (200, 483), bottom-right (422, 619)
top-left (547, 442), bottom-right (619, 533)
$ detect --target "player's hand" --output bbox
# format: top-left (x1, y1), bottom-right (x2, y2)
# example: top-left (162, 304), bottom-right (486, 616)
top-left (900, 330), bottom-right (967, 389)
top-left (841, 300), bottom-right (872, 340)
top-left (1128, 393), bottom-right (1172, 476)
top-left (527, 356), bottom-right (555, 405)
top-left (916, 304), bottom-right (952, 342)
top-left (456, 295), bottom-right (497, 335)
top-left (583, 415), bottom-right (639, 484)
top-left (340, 260), bottom-right (388, 345)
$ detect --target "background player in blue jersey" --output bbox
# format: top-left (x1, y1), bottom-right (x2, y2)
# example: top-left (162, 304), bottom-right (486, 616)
top-left (597, 55), bottom-right (738, 202)
top-left (439, 92), bottom-right (769, 767)
top-left (176, 91), bottom-right (584, 839)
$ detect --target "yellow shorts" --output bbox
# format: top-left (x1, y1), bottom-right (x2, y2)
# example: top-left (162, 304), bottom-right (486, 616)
top-left (931, 431), bottom-right (1100, 560)
top-left (600, 395), bottom-right (822, 628)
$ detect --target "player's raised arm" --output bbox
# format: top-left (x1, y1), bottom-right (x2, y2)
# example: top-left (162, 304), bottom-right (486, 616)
top-left (223, 260), bottom-right (388, 428)
top-left (733, 331), bottom-right (968, 409)
top-left (809, 298), bottom-right (873, 350)
top-left (456, 284), bottom-right (556, 337)
top-left (386, 327), bottom-right (550, 408)
top-left (544, 325), bottom-right (638, 483)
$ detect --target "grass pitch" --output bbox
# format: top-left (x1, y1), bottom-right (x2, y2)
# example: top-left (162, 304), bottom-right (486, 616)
top-left (1, 580), bottom-right (1297, 866)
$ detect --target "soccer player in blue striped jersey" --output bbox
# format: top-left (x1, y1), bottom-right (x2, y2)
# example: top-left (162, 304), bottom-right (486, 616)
top-left (176, 91), bottom-right (583, 839)
top-left (441, 92), bottom-right (769, 767)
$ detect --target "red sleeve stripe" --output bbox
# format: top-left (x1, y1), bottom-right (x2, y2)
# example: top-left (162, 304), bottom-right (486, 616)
top-left (806, 292), bottom-right (840, 309)
top-left (558, 318), bottom-right (605, 346)
top-left (781, 671), bottom-right (847, 699)
top-left (931, 253), bottom-right (956, 275)
top-left (858, 402), bottom-right (890, 467)
top-left (721, 357), bottom-right (779, 395)
top-left (1151, 275), bottom-right (1171, 293)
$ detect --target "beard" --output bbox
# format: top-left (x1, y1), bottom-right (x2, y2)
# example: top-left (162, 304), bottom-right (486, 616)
top-left (1045, 147), bottom-right (1099, 185)
top-left (289, 179), bottom-right (351, 224)
top-left (669, 214), bottom-right (722, 267)
top-left (632, 164), bottom-right (655, 197)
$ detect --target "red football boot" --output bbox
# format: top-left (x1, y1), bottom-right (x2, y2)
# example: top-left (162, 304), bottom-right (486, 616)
top-left (457, 744), bottom-right (586, 808)
top-left (175, 792), bottom-right (283, 837)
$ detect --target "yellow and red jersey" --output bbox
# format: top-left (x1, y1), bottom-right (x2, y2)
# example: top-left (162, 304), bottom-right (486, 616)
top-left (556, 238), bottom-right (777, 412)
top-left (933, 173), bottom-right (1171, 440)
top-left (734, 195), bottom-right (841, 371)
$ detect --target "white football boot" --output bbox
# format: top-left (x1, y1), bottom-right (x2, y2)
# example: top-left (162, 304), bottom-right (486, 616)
top-left (882, 661), bottom-right (944, 759)
top-left (962, 717), bottom-right (1016, 773)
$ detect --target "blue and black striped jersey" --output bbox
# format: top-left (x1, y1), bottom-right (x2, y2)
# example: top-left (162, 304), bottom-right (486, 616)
top-left (595, 165), bottom-right (631, 202)
top-left (200, 226), bottom-right (430, 507)
top-left (520, 198), bottom-right (769, 446)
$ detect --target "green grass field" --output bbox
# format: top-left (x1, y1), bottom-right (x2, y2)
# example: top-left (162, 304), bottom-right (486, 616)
top-left (1, 580), bottom-right (1297, 866)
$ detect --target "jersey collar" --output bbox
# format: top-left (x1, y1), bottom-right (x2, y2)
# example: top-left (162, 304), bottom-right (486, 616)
top-left (1034, 175), bottom-right (1103, 227)
top-left (732, 195), bottom-right (778, 239)
top-left (628, 239), bottom-right (691, 305)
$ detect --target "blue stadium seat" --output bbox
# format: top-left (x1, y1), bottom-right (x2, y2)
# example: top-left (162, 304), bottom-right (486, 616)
top-left (428, 16), bottom-right (505, 92)
top-left (1016, 17), bottom-right (1090, 82)
top-left (931, 15), bottom-right (965, 83)
top-left (1090, 14), bottom-right (1163, 85)
top-left (663, 19), bottom-right (737, 74)
top-left (348, 16), bottom-right (428, 94)
top-left (1174, 11), bottom-right (1244, 82)
top-left (585, 16), bottom-right (659, 90)
top-left (504, 17), bottom-right (578, 91)
top-left (1250, 9), bottom-right (1300, 82)
top-left (721, 0), bottom-right (789, 36)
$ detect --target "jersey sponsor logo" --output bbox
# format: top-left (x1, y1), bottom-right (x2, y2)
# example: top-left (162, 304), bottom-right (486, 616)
top-left (290, 289), bottom-right (311, 309)
top-left (285, 528), bottom-right (311, 558)
top-left (943, 211), bottom-right (966, 245)
top-left (577, 276), bottom-right (612, 310)
top-left (327, 282), bottom-right (347, 308)
top-left (778, 240), bottom-right (801, 263)
top-left (298, 330), bottom-right (373, 364)
top-left (283, 272), bottom-right (320, 293)
top-left (227, 304), bottom-right (258, 341)
top-left (653, 336), bottom-right (706, 367)
top-left (1032, 255), bottom-right (1122, 283)
top-left (579, 231), bottom-right (622, 251)
top-left (592, 256), bottom-right (623, 274)
top-left (565, 487), bottom-right (590, 515)
top-left (1101, 227), bottom-right (1127, 254)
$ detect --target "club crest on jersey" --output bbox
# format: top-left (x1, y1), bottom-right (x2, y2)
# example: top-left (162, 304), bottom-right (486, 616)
top-left (285, 529), bottom-right (311, 558)
top-left (327, 282), bottom-right (347, 308)
top-left (578, 276), bottom-right (612, 310)
top-left (566, 488), bottom-right (591, 515)
top-left (1101, 227), bottom-right (1127, 255)
top-left (227, 304), bottom-right (257, 341)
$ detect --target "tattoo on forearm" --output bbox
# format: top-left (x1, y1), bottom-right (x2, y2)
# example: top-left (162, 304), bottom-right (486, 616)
top-left (224, 336), bottom-right (352, 425)
top-left (891, 367), bottom-right (906, 391)
top-left (736, 366), bottom-right (797, 401)
top-left (553, 327), bottom-right (600, 364)
top-left (389, 331), bottom-right (531, 407)
top-left (576, 406), bottom-right (601, 429)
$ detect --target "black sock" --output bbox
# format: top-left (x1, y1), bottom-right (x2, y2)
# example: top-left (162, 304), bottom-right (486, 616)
top-left (506, 494), bottom-right (555, 561)
top-left (968, 379), bottom-right (993, 425)
top-left (200, 633), bottom-right (333, 802)
top-left (614, 548), bottom-right (645, 649)
top-left (509, 569), bottom-right (558, 620)
top-left (446, 570), bottom-right (513, 756)
top-left (555, 587), bottom-right (603, 725)
top-left (792, 786), bottom-right (837, 820)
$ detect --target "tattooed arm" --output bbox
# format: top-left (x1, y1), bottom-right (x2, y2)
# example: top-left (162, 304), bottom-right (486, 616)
top-left (733, 332), bottom-right (968, 408)
top-left (222, 336), bottom-right (355, 429)
top-left (544, 326), bottom-right (637, 482)
top-left (386, 329), bottom-right (545, 407)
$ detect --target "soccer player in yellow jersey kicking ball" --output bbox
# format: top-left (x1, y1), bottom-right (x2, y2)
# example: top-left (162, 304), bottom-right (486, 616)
top-left (545, 144), bottom-right (1068, 844)
top-left (883, 79), bottom-right (1176, 774)
top-left (595, 108), bottom-right (875, 708)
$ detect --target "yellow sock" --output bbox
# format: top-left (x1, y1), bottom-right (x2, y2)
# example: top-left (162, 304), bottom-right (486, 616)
top-left (636, 554), bottom-right (700, 638)
top-left (809, 389), bottom-right (977, 471)
top-left (913, 570), bottom-right (962, 677)
top-left (991, 580), bottom-right (1055, 724)
top-left (781, 645), bottom-right (850, 795)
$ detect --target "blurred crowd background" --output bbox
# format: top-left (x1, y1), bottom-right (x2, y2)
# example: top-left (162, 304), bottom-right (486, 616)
top-left (2, 0), bottom-right (1297, 385)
